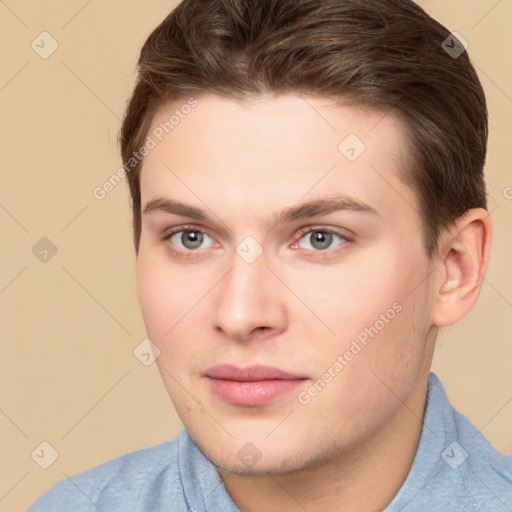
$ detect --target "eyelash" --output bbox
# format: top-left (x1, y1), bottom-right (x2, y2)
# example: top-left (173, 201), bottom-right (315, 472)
top-left (163, 224), bottom-right (352, 259)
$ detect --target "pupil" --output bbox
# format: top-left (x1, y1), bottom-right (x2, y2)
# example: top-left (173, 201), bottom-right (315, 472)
top-left (182, 230), bottom-right (203, 249)
top-left (311, 231), bottom-right (332, 250)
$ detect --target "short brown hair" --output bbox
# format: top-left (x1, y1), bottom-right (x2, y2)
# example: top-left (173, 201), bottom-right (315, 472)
top-left (119, 0), bottom-right (488, 256)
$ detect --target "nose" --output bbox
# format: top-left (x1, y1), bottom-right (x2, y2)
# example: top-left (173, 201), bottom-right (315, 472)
top-left (210, 248), bottom-right (288, 343)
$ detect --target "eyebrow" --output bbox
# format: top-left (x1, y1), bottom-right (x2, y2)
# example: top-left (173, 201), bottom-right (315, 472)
top-left (142, 194), bottom-right (379, 225)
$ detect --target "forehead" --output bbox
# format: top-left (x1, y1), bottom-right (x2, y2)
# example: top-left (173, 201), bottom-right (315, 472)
top-left (139, 93), bottom-right (418, 228)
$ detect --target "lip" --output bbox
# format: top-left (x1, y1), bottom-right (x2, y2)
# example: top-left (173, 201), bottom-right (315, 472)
top-left (205, 364), bottom-right (309, 406)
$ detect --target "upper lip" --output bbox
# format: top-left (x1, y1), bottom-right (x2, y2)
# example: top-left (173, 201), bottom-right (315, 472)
top-left (205, 364), bottom-right (307, 381)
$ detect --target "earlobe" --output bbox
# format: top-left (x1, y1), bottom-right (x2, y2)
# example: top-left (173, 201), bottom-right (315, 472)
top-left (432, 208), bottom-right (491, 328)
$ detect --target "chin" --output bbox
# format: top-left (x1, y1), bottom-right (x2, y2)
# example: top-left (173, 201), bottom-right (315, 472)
top-left (189, 425), bottom-right (337, 477)
top-left (205, 449), bottom-right (305, 476)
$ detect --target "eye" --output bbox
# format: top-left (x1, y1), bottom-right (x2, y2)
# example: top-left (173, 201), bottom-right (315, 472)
top-left (296, 228), bottom-right (349, 252)
top-left (166, 228), bottom-right (216, 251)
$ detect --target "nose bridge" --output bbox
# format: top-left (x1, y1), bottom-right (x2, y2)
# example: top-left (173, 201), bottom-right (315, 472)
top-left (220, 246), bottom-right (272, 316)
top-left (211, 241), bottom-right (287, 340)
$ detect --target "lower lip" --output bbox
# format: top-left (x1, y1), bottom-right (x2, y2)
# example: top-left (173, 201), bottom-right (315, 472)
top-left (206, 377), bottom-right (307, 406)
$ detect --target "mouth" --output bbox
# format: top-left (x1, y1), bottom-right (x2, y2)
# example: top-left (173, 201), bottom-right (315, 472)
top-left (204, 364), bottom-right (310, 406)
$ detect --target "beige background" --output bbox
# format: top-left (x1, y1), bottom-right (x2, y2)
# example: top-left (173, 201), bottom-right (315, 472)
top-left (1, 1), bottom-right (511, 510)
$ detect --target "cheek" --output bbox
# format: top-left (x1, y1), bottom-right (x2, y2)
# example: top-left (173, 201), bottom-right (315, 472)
top-left (135, 250), bottom-right (218, 374)
top-left (286, 256), bottom-right (401, 341)
top-left (302, 244), bottom-right (430, 366)
top-left (136, 251), bottom-right (197, 337)
top-left (303, 294), bottom-right (431, 432)
top-left (136, 258), bottom-right (169, 335)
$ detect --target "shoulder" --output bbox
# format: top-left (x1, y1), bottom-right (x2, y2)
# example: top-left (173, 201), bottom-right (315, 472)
top-left (450, 404), bottom-right (512, 508)
top-left (422, 374), bottom-right (512, 510)
top-left (28, 437), bottom-right (187, 511)
top-left (389, 374), bottom-right (512, 511)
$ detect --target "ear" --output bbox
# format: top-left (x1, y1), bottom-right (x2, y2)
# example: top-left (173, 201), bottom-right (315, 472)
top-left (431, 208), bottom-right (492, 328)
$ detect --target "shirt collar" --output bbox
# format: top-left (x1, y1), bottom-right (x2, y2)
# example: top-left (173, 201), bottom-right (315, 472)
top-left (384, 372), bottom-right (452, 510)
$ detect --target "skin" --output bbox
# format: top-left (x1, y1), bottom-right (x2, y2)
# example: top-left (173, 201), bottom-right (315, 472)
top-left (136, 93), bottom-right (491, 511)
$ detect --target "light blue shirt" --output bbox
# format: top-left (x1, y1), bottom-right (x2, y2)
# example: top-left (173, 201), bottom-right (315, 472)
top-left (29, 373), bottom-right (512, 511)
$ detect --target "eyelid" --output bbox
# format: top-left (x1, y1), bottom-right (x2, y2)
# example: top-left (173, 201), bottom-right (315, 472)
top-left (163, 224), bottom-right (219, 250)
top-left (164, 223), bottom-right (210, 239)
top-left (163, 224), bottom-right (353, 257)
top-left (290, 225), bottom-right (353, 254)
top-left (293, 225), bottom-right (353, 244)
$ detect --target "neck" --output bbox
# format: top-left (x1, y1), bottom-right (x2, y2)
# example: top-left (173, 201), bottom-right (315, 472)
top-left (218, 372), bottom-right (430, 512)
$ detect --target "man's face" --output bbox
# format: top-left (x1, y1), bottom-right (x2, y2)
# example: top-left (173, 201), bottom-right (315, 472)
top-left (136, 93), bottom-right (437, 474)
